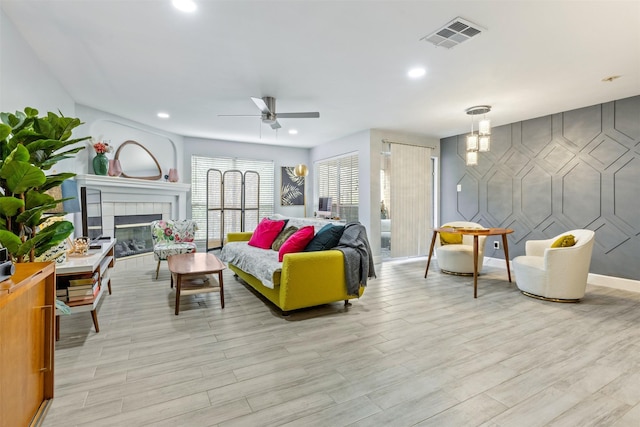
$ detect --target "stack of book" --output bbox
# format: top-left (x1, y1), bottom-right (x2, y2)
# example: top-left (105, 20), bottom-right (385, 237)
top-left (55, 287), bottom-right (68, 303)
top-left (57, 271), bottom-right (101, 307)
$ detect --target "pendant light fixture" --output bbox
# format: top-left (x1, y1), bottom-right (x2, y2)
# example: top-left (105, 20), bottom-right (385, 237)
top-left (465, 105), bottom-right (491, 165)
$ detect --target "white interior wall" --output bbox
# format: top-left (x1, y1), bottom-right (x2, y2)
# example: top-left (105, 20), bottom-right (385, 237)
top-left (0, 8), bottom-right (74, 117)
top-left (75, 105), bottom-right (185, 179)
top-left (183, 136), bottom-right (310, 219)
top-left (1, 7), bottom-right (78, 176)
top-left (1, 8), bottom-right (433, 264)
top-left (310, 129), bottom-right (375, 255)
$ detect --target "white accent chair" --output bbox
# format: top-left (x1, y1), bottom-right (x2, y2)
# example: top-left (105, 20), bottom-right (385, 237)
top-left (435, 221), bottom-right (487, 275)
top-left (513, 229), bottom-right (595, 302)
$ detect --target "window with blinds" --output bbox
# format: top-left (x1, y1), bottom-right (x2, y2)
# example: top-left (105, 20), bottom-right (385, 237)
top-left (191, 155), bottom-right (274, 241)
top-left (316, 153), bottom-right (359, 222)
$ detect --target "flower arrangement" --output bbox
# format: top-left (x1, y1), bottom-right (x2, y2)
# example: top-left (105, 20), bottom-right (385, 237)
top-left (93, 141), bottom-right (113, 154)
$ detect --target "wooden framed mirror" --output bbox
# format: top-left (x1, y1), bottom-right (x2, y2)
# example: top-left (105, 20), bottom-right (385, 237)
top-left (114, 140), bottom-right (163, 180)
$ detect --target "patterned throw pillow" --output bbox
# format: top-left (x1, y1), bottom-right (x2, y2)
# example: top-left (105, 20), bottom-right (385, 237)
top-left (271, 226), bottom-right (299, 251)
top-left (35, 241), bottom-right (67, 264)
top-left (248, 218), bottom-right (286, 249)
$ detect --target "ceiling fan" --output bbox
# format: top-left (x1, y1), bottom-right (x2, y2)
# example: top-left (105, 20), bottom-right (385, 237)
top-left (220, 96), bottom-right (320, 130)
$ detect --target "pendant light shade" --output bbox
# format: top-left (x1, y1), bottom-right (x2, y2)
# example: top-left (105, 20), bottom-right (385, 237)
top-left (478, 119), bottom-right (491, 135)
top-left (294, 163), bottom-right (309, 216)
top-left (294, 164), bottom-right (308, 177)
top-left (466, 134), bottom-right (479, 151)
top-left (465, 105), bottom-right (491, 165)
top-left (478, 135), bottom-right (491, 152)
top-left (466, 151), bottom-right (478, 166)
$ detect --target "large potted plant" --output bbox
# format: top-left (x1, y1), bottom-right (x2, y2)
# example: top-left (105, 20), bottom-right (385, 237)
top-left (0, 107), bottom-right (89, 263)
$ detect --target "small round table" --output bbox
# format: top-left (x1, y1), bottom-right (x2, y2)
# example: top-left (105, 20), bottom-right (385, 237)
top-left (424, 227), bottom-right (514, 298)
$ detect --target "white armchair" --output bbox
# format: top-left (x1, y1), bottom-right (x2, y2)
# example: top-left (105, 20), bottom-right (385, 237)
top-left (513, 229), bottom-right (595, 302)
top-left (435, 221), bottom-right (487, 275)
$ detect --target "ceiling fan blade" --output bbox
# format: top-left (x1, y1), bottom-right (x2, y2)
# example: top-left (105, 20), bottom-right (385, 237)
top-left (217, 114), bottom-right (261, 117)
top-left (251, 97), bottom-right (271, 114)
top-left (270, 120), bottom-right (282, 130)
top-left (276, 112), bottom-right (320, 119)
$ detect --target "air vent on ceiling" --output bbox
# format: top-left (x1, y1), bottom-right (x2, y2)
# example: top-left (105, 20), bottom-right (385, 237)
top-left (421, 17), bottom-right (485, 49)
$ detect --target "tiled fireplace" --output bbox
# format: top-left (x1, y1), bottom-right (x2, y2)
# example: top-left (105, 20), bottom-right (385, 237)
top-left (113, 213), bottom-right (163, 258)
top-left (74, 175), bottom-right (191, 270)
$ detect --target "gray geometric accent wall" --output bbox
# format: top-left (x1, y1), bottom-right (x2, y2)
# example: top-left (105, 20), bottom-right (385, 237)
top-left (441, 95), bottom-right (640, 281)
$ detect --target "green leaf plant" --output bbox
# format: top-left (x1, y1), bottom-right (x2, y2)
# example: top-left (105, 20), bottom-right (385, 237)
top-left (0, 107), bottom-right (89, 262)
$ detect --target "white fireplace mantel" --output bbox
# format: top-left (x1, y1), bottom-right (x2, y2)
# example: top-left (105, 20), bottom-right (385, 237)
top-left (74, 174), bottom-right (191, 219)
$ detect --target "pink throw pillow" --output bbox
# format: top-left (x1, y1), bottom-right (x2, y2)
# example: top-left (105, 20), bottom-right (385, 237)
top-left (278, 226), bottom-right (315, 262)
top-left (248, 218), bottom-right (286, 249)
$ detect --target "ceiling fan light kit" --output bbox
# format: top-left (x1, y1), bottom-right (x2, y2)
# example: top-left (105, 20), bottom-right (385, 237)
top-left (219, 96), bottom-right (320, 131)
top-left (251, 96), bottom-right (280, 129)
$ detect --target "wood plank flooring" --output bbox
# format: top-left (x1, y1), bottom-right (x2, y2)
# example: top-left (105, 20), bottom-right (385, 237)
top-left (45, 256), bottom-right (640, 426)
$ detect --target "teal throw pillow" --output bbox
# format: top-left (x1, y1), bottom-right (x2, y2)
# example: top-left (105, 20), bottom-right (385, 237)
top-left (304, 224), bottom-right (345, 252)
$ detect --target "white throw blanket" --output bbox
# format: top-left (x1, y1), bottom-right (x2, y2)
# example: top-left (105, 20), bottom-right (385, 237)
top-left (219, 242), bottom-right (282, 289)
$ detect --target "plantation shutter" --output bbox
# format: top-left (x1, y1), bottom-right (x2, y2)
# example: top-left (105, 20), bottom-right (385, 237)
top-left (315, 153), bottom-right (359, 222)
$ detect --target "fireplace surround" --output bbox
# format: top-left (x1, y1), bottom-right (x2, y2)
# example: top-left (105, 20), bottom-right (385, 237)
top-left (74, 175), bottom-right (191, 263)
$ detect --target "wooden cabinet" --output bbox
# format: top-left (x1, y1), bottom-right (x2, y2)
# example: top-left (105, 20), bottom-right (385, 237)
top-left (0, 262), bottom-right (56, 427)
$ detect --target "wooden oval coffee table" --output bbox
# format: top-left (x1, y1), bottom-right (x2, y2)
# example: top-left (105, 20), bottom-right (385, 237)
top-left (167, 252), bottom-right (225, 315)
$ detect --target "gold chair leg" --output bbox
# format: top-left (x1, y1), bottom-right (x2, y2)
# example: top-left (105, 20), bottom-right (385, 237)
top-left (155, 260), bottom-right (161, 279)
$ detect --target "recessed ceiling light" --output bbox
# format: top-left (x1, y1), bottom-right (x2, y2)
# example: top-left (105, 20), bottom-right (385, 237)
top-left (408, 67), bottom-right (426, 79)
top-left (288, 129), bottom-right (298, 135)
top-left (157, 112), bottom-right (170, 119)
top-left (172, 0), bottom-right (197, 13)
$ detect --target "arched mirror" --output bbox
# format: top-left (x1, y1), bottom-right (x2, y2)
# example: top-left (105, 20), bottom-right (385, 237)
top-left (114, 140), bottom-right (163, 180)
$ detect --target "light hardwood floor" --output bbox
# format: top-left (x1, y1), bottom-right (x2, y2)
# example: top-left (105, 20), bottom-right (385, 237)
top-left (46, 256), bottom-right (640, 426)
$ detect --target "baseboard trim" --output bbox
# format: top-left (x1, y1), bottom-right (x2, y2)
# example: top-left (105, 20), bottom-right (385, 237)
top-left (484, 256), bottom-right (640, 294)
top-left (484, 257), bottom-right (513, 269)
top-left (586, 273), bottom-right (640, 293)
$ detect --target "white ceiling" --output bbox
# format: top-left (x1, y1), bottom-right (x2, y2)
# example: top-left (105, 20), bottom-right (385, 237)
top-left (2, 1), bottom-right (639, 148)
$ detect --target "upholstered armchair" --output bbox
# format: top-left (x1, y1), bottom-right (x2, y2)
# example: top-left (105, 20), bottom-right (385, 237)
top-left (435, 221), bottom-right (487, 275)
top-left (513, 229), bottom-right (595, 302)
top-left (151, 219), bottom-right (198, 279)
